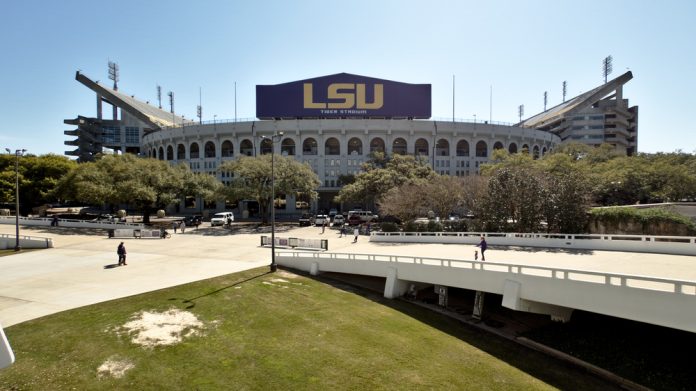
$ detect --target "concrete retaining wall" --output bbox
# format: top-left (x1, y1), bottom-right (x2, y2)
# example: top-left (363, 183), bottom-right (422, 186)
top-left (0, 234), bottom-right (53, 249)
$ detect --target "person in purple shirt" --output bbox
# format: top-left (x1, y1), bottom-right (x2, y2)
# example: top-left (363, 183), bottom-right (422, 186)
top-left (476, 236), bottom-right (487, 261)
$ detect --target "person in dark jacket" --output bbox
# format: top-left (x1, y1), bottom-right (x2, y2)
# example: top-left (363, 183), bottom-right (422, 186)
top-left (476, 236), bottom-right (487, 261)
top-left (117, 242), bottom-right (127, 266)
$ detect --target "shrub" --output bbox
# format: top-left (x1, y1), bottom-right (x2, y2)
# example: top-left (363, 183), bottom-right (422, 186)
top-left (588, 207), bottom-right (696, 235)
top-left (380, 222), bottom-right (399, 232)
top-left (426, 221), bottom-right (443, 232)
top-left (443, 220), bottom-right (468, 232)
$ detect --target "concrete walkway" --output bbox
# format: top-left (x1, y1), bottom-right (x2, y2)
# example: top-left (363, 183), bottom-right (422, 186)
top-left (1, 223), bottom-right (695, 327)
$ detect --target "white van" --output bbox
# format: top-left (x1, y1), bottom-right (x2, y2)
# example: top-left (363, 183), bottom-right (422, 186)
top-left (347, 210), bottom-right (378, 222)
top-left (210, 212), bottom-right (234, 226)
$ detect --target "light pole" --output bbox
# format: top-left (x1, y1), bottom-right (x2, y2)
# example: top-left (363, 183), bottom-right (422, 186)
top-left (5, 148), bottom-right (26, 251)
top-left (262, 132), bottom-right (283, 272)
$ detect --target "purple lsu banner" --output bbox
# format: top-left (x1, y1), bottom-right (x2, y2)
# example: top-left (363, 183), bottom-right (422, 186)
top-left (256, 73), bottom-right (431, 119)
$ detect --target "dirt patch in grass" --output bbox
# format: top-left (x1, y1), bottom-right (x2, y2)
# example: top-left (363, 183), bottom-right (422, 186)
top-left (120, 309), bottom-right (204, 348)
top-left (97, 356), bottom-right (134, 379)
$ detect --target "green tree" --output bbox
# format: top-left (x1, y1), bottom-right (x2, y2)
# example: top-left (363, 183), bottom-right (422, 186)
top-left (178, 164), bottom-right (223, 212)
top-left (218, 154), bottom-right (320, 224)
top-left (335, 153), bottom-right (435, 208)
top-left (481, 150), bottom-right (591, 233)
top-left (538, 153), bottom-right (590, 233)
top-left (55, 154), bottom-right (213, 223)
top-left (378, 174), bottom-right (486, 225)
top-left (0, 153), bottom-right (77, 214)
top-left (480, 165), bottom-right (546, 232)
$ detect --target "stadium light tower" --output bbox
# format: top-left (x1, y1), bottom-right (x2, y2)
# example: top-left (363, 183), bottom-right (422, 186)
top-left (5, 148), bottom-right (26, 251)
top-left (108, 61), bottom-right (119, 119)
top-left (518, 104), bottom-right (524, 123)
top-left (157, 85), bottom-right (162, 109)
top-left (603, 55), bottom-right (613, 83)
top-left (562, 81), bottom-right (567, 102)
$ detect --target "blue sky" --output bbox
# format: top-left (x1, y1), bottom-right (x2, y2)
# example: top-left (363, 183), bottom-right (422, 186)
top-left (2, 0), bottom-right (695, 155)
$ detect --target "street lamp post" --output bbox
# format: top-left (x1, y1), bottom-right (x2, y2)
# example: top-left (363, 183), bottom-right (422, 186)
top-left (5, 148), bottom-right (26, 251)
top-left (262, 132), bottom-right (283, 272)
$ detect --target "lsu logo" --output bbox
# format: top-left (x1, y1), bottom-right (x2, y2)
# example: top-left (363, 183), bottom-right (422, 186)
top-left (304, 83), bottom-right (384, 109)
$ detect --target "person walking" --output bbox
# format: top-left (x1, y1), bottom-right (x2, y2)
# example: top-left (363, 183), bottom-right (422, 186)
top-left (476, 236), bottom-right (487, 261)
top-left (353, 225), bottom-right (360, 243)
top-left (117, 242), bottom-right (127, 266)
top-left (339, 224), bottom-right (347, 238)
top-left (173, 221), bottom-right (178, 234)
top-left (321, 219), bottom-right (327, 234)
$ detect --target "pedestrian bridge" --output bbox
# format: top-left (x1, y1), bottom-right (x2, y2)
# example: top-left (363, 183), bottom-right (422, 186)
top-left (276, 251), bottom-right (696, 333)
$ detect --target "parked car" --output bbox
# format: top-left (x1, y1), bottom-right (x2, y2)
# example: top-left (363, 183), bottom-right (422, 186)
top-left (314, 214), bottom-right (329, 226)
top-left (298, 213), bottom-right (315, 226)
top-left (347, 214), bottom-right (362, 226)
top-left (92, 214), bottom-right (114, 222)
top-left (210, 212), bottom-right (234, 226)
top-left (332, 215), bottom-right (345, 226)
top-left (183, 215), bottom-right (203, 227)
top-left (347, 210), bottom-right (378, 222)
top-left (328, 208), bottom-right (338, 218)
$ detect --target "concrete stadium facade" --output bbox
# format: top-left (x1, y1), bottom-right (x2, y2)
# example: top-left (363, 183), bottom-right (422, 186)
top-left (141, 118), bottom-right (560, 214)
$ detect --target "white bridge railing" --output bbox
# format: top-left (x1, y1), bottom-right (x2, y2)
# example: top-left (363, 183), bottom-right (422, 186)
top-left (371, 231), bottom-right (696, 256)
top-left (276, 251), bottom-right (696, 295)
top-left (276, 251), bottom-right (696, 333)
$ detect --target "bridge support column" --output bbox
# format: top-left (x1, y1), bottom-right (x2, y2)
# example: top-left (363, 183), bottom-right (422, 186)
top-left (384, 267), bottom-right (408, 299)
top-left (472, 291), bottom-right (485, 319)
top-left (310, 262), bottom-right (320, 276)
top-left (502, 280), bottom-right (574, 322)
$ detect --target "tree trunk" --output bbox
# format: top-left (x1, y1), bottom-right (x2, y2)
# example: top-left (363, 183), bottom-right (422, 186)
top-left (142, 207), bottom-right (151, 224)
top-left (259, 197), bottom-right (269, 224)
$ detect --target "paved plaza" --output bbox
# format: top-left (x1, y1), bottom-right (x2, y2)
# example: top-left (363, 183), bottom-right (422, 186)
top-left (1, 222), bottom-right (695, 327)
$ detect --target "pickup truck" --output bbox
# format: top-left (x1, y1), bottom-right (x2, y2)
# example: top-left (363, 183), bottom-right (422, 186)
top-left (298, 213), bottom-right (315, 226)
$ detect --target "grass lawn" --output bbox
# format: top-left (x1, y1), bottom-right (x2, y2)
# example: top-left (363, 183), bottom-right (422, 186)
top-left (0, 267), bottom-right (621, 390)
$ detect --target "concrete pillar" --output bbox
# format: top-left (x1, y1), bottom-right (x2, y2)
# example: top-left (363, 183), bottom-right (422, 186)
top-left (310, 262), bottom-right (320, 276)
top-left (502, 279), bottom-right (574, 322)
top-left (384, 267), bottom-right (408, 299)
top-left (96, 95), bottom-right (102, 119)
top-left (473, 291), bottom-right (485, 319)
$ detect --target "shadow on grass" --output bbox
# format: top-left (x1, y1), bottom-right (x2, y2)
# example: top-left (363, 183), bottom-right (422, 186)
top-left (294, 268), bottom-right (627, 391)
top-left (168, 271), bottom-right (272, 309)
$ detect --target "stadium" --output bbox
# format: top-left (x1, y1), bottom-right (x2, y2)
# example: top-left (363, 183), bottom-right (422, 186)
top-left (65, 71), bottom-right (637, 215)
